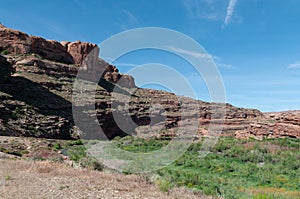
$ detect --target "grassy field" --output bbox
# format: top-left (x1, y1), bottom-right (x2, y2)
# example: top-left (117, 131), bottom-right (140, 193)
top-left (67, 136), bottom-right (300, 199)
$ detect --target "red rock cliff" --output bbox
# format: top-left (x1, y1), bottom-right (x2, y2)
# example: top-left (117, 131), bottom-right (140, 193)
top-left (0, 24), bottom-right (97, 65)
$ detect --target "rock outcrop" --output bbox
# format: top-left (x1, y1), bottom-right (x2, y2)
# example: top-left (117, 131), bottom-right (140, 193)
top-left (0, 25), bottom-right (299, 140)
top-left (235, 111), bottom-right (300, 139)
top-left (0, 25), bottom-right (136, 89)
top-left (0, 25), bottom-right (98, 65)
top-left (0, 24), bottom-right (73, 64)
top-left (60, 41), bottom-right (99, 66)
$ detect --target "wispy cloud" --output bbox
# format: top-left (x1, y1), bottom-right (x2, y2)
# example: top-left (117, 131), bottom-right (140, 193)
top-left (182, 0), bottom-right (240, 28)
top-left (224, 0), bottom-right (238, 27)
top-left (212, 56), bottom-right (235, 69)
top-left (182, 0), bottom-right (227, 21)
top-left (288, 62), bottom-right (300, 69)
top-left (166, 46), bottom-right (234, 69)
top-left (218, 63), bottom-right (235, 69)
top-left (122, 9), bottom-right (138, 24)
top-left (166, 46), bottom-right (212, 59)
top-left (118, 9), bottom-right (138, 30)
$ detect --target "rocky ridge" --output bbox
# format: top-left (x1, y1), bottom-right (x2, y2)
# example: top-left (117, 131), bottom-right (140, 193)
top-left (0, 24), bottom-right (93, 65)
top-left (0, 25), bottom-right (299, 140)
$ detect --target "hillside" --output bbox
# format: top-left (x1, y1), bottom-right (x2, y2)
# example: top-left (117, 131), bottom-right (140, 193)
top-left (1, 25), bottom-right (299, 140)
top-left (0, 25), bottom-right (300, 199)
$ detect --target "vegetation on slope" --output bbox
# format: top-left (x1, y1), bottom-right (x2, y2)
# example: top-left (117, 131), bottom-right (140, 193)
top-left (67, 136), bottom-right (300, 198)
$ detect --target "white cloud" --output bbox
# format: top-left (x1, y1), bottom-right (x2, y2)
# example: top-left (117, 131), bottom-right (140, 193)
top-left (182, 0), bottom-right (227, 21)
top-left (288, 62), bottom-right (300, 69)
top-left (224, 0), bottom-right (237, 26)
top-left (119, 9), bottom-right (138, 30)
top-left (167, 46), bottom-right (234, 69)
top-left (166, 46), bottom-right (212, 59)
top-left (224, 0), bottom-right (238, 27)
top-left (212, 56), bottom-right (235, 69)
top-left (122, 9), bottom-right (138, 24)
top-left (218, 63), bottom-right (235, 69)
top-left (182, 0), bottom-right (240, 28)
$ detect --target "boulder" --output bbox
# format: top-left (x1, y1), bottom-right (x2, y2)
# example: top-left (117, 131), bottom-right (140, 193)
top-left (118, 74), bottom-right (135, 88)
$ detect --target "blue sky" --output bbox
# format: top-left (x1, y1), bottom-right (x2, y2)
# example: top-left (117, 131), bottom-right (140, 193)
top-left (1, 0), bottom-right (300, 112)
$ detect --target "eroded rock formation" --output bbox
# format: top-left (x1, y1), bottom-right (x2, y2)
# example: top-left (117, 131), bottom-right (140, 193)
top-left (235, 112), bottom-right (300, 139)
top-left (0, 25), bottom-right (299, 140)
top-left (0, 24), bottom-right (73, 64)
top-left (0, 25), bottom-right (136, 88)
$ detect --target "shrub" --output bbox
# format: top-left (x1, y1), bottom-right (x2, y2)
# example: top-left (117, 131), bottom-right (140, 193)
top-left (52, 143), bottom-right (62, 151)
top-left (1, 49), bottom-right (10, 55)
top-left (68, 145), bottom-right (86, 162)
top-left (79, 157), bottom-right (104, 171)
top-left (155, 178), bottom-right (172, 192)
top-left (49, 155), bottom-right (64, 163)
top-left (67, 140), bottom-right (83, 147)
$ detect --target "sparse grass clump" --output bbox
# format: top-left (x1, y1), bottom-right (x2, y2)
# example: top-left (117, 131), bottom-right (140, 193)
top-left (5, 174), bottom-right (11, 181)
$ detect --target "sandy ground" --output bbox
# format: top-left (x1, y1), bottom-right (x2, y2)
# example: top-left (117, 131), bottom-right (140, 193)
top-left (0, 159), bottom-right (205, 199)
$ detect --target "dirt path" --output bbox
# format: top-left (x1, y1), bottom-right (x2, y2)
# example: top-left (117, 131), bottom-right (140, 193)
top-left (0, 159), bottom-right (203, 199)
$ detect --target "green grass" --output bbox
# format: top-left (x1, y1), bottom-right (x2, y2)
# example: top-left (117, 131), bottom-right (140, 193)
top-left (118, 136), bottom-right (169, 153)
top-left (64, 136), bottom-right (300, 198)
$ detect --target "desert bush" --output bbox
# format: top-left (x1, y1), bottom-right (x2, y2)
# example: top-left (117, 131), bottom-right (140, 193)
top-left (154, 178), bottom-right (173, 192)
top-left (1, 49), bottom-right (10, 55)
top-left (49, 155), bottom-right (64, 163)
top-left (52, 143), bottom-right (62, 151)
top-left (79, 157), bottom-right (104, 171)
top-left (67, 139), bottom-right (83, 146)
top-left (68, 145), bottom-right (86, 162)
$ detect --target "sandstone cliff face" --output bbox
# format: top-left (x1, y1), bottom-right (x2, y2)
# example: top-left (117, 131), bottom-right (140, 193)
top-left (60, 41), bottom-right (98, 65)
top-left (0, 25), bottom-right (73, 64)
top-left (0, 25), bottom-right (136, 88)
top-left (0, 25), bottom-right (98, 65)
top-left (0, 24), bottom-right (29, 54)
top-left (0, 25), bottom-right (299, 140)
top-left (1, 52), bottom-right (299, 140)
top-left (235, 112), bottom-right (300, 139)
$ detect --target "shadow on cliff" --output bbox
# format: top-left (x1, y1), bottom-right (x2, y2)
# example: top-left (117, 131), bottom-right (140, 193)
top-left (0, 54), bottom-right (146, 140)
top-left (0, 76), bottom-right (75, 139)
top-left (0, 76), bottom-right (134, 140)
top-left (0, 59), bottom-right (135, 140)
top-left (0, 56), bottom-right (74, 139)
